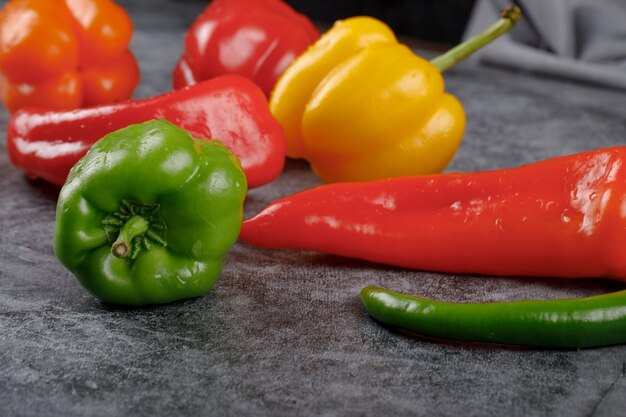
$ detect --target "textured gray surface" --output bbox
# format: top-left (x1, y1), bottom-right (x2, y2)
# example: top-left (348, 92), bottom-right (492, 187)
top-left (1, 1), bottom-right (626, 416)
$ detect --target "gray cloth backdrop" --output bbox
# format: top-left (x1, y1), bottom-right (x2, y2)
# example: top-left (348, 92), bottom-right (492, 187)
top-left (465, 0), bottom-right (626, 90)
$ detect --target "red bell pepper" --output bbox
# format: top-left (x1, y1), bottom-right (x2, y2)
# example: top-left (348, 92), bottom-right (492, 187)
top-left (8, 75), bottom-right (285, 188)
top-left (241, 147), bottom-right (626, 280)
top-left (173, 0), bottom-right (319, 96)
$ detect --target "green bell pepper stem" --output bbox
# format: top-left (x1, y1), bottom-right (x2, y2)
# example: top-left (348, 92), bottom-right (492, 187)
top-left (361, 286), bottom-right (626, 349)
top-left (430, 5), bottom-right (522, 73)
top-left (111, 215), bottom-right (150, 258)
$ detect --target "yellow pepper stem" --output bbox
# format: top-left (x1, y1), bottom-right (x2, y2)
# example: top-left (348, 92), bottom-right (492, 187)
top-left (430, 5), bottom-right (522, 73)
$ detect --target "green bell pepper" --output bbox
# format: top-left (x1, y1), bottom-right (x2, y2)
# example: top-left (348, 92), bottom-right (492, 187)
top-left (54, 119), bottom-right (247, 305)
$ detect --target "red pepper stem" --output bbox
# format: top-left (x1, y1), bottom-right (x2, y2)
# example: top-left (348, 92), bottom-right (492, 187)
top-left (430, 5), bottom-right (521, 73)
top-left (111, 215), bottom-right (150, 258)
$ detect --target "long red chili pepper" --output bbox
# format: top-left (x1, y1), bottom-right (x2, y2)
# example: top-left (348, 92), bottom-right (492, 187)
top-left (7, 75), bottom-right (285, 188)
top-left (240, 147), bottom-right (626, 280)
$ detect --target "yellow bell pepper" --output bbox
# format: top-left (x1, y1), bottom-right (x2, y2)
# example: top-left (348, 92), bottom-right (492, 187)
top-left (270, 7), bottom-right (521, 183)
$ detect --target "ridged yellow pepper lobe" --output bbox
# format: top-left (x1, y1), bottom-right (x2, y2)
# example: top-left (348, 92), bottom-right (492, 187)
top-left (270, 16), bottom-right (397, 158)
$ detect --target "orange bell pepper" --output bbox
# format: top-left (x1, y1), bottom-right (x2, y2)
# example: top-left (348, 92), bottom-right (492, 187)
top-left (0, 0), bottom-right (139, 112)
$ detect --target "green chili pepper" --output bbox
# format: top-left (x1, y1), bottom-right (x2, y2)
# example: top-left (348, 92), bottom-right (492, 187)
top-left (361, 286), bottom-right (626, 349)
top-left (54, 119), bottom-right (247, 305)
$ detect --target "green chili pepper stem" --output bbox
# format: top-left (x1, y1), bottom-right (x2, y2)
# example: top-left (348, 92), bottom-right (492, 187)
top-left (111, 215), bottom-right (150, 258)
top-left (430, 5), bottom-right (521, 73)
top-left (361, 285), bottom-right (626, 349)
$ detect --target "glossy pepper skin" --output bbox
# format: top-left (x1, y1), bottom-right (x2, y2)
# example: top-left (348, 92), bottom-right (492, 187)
top-left (241, 147), bottom-right (626, 281)
top-left (0, 0), bottom-right (139, 112)
top-left (55, 120), bottom-right (247, 305)
top-left (270, 17), bottom-right (397, 158)
top-left (361, 286), bottom-right (626, 349)
top-left (270, 16), bottom-right (464, 182)
top-left (270, 9), bottom-right (520, 183)
top-left (8, 75), bottom-right (285, 189)
top-left (173, 0), bottom-right (319, 97)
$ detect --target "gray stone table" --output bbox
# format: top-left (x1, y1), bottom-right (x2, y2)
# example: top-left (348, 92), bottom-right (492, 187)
top-left (1, 1), bottom-right (626, 416)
